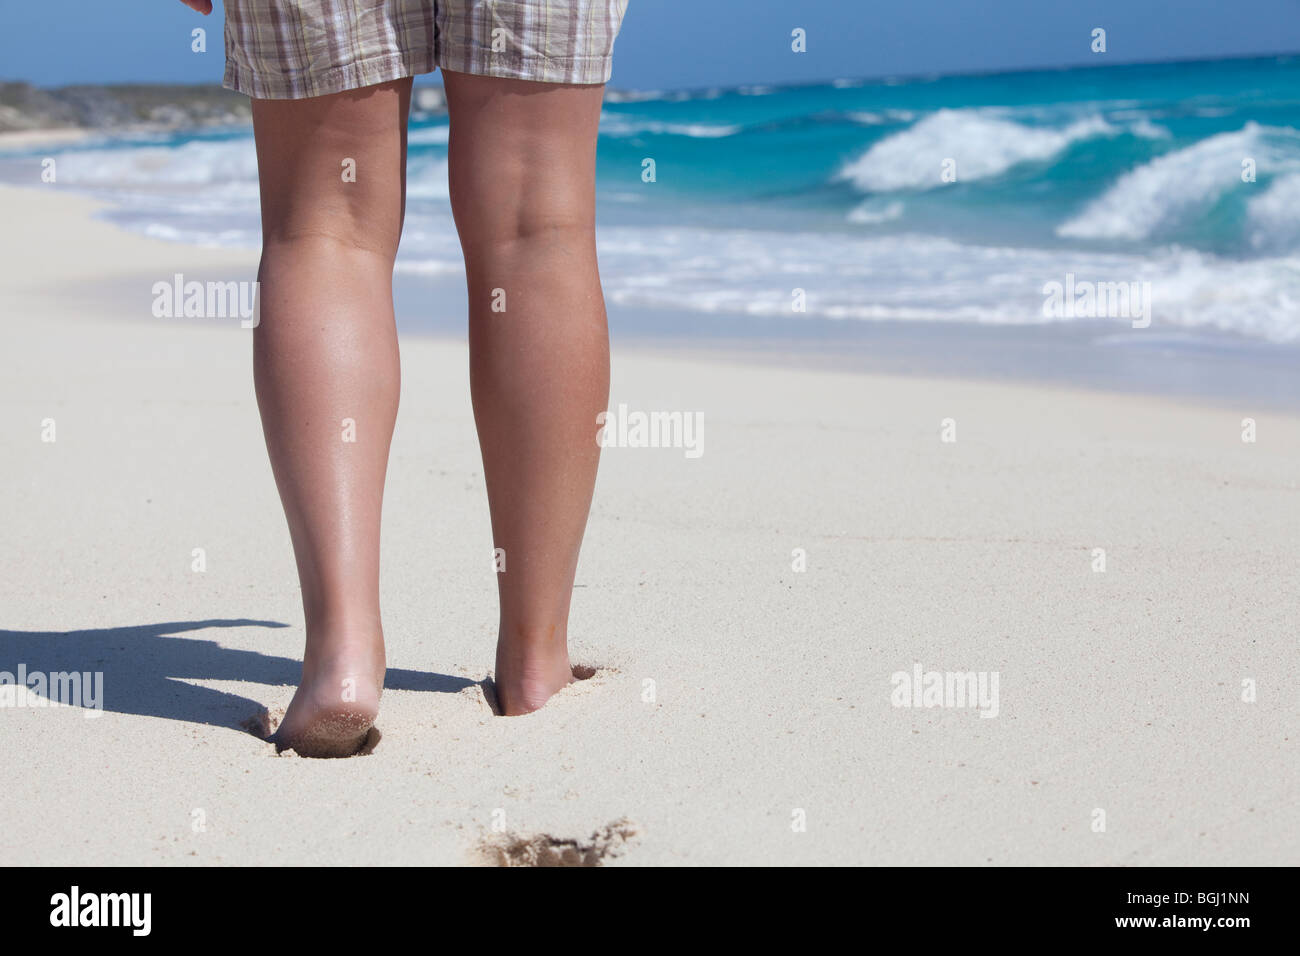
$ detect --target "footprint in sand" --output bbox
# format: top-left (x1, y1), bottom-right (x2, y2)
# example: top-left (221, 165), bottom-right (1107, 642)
top-left (242, 704), bottom-right (381, 756)
top-left (475, 818), bottom-right (639, 867)
top-left (477, 663), bottom-right (608, 716)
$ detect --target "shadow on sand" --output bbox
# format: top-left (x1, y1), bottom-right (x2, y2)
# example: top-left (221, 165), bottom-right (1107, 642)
top-left (0, 618), bottom-right (477, 735)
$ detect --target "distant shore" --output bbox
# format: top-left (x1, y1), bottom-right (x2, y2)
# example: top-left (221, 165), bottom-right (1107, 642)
top-left (0, 127), bottom-right (93, 148)
top-left (0, 80), bottom-right (451, 134)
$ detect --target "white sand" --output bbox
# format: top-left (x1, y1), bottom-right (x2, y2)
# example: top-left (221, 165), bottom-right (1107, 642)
top-left (0, 129), bottom-right (93, 149)
top-left (1, 184), bottom-right (1297, 865)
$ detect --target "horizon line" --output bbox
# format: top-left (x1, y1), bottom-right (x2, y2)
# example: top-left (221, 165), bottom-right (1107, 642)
top-left (3, 47), bottom-right (1296, 97)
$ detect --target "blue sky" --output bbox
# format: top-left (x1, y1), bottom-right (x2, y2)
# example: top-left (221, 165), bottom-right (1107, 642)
top-left (2, 0), bottom-right (1299, 90)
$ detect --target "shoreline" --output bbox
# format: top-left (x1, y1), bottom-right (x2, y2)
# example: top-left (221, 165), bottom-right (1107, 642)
top-left (58, 256), bottom-right (1300, 418)
top-left (0, 127), bottom-right (95, 149)
top-left (395, 271), bottom-right (1300, 414)
top-left (5, 181), bottom-right (1298, 415)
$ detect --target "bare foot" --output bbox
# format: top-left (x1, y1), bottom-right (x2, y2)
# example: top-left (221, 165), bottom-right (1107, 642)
top-left (275, 634), bottom-right (384, 757)
top-left (494, 626), bottom-right (574, 716)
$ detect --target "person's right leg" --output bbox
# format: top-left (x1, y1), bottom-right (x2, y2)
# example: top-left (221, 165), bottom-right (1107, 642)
top-left (442, 72), bottom-right (610, 716)
top-left (250, 78), bottom-right (411, 756)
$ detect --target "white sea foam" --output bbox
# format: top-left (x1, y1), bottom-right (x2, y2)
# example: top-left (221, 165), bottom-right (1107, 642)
top-left (44, 137), bottom-right (259, 185)
top-left (1129, 119), bottom-right (1172, 139)
top-left (837, 109), bottom-right (1117, 192)
top-left (583, 227), bottom-right (1300, 342)
top-left (138, 221), bottom-right (258, 247)
top-left (406, 124), bottom-right (450, 145)
top-left (847, 199), bottom-right (905, 224)
top-left (1058, 123), bottom-right (1300, 241)
top-left (598, 114), bottom-right (742, 138)
top-left (847, 109), bottom-right (915, 126)
top-left (392, 259), bottom-right (464, 277)
top-left (604, 89), bottom-right (670, 103)
top-left (1246, 171), bottom-right (1300, 252)
top-left (405, 156), bottom-right (451, 200)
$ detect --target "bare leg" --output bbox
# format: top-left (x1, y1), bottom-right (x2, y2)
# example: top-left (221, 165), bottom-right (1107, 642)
top-left (250, 79), bottom-right (411, 755)
top-left (443, 72), bottom-right (609, 715)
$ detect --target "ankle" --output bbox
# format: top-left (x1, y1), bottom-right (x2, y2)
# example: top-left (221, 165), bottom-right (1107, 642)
top-left (496, 621), bottom-right (569, 658)
top-left (303, 603), bottom-right (383, 638)
top-left (300, 619), bottom-right (386, 692)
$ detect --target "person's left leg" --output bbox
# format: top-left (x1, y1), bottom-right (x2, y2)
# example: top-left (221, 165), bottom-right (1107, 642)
top-left (442, 72), bottom-right (610, 715)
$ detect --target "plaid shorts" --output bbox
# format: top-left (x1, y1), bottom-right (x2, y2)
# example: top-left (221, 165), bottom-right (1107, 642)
top-left (223, 0), bottom-right (629, 99)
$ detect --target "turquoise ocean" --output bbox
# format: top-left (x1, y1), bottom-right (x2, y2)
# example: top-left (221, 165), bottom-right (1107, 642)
top-left (4, 54), bottom-right (1300, 343)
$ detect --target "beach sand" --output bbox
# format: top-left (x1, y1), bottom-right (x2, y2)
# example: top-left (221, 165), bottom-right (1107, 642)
top-left (1, 184), bottom-right (1296, 865)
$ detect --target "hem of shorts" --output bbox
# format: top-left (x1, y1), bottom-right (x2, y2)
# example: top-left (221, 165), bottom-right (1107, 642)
top-left (223, 51), bottom-right (439, 100)
top-left (435, 51), bottom-right (614, 86)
